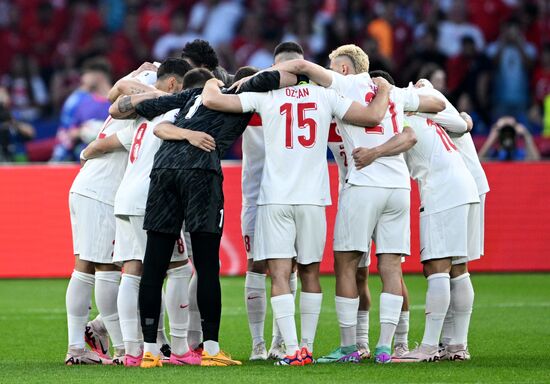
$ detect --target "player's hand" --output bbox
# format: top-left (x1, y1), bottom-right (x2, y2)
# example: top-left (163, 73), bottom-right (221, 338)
top-left (514, 123), bottom-right (528, 136)
top-left (460, 112), bottom-right (474, 132)
top-left (187, 131), bottom-right (216, 152)
top-left (134, 62), bottom-right (158, 75)
top-left (372, 77), bottom-right (391, 91)
top-left (352, 147), bottom-right (378, 170)
top-left (228, 75), bottom-right (254, 92)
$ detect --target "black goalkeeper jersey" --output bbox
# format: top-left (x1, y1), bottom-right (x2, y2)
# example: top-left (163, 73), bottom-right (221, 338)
top-left (135, 71), bottom-right (281, 176)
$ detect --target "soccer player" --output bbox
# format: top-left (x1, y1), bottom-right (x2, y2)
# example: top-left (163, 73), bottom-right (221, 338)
top-left (110, 67), bottom-right (294, 367)
top-left (201, 71), bottom-right (392, 366)
top-left (242, 42), bottom-right (306, 361)
top-left (84, 59), bottom-right (195, 366)
top-left (415, 79), bottom-right (490, 360)
top-left (269, 46), bottom-right (445, 363)
top-left (357, 73), bottom-right (480, 362)
top-left (64, 63), bottom-right (159, 365)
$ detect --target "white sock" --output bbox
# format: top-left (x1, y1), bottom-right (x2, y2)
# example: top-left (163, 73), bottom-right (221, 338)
top-left (441, 309), bottom-right (454, 346)
top-left (117, 273), bottom-right (142, 357)
top-left (66, 270), bottom-right (95, 349)
top-left (271, 294), bottom-right (299, 356)
top-left (166, 263), bottom-right (193, 355)
top-left (394, 311), bottom-right (410, 346)
top-left (300, 292), bottom-right (323, 352)
top-left (421, 273), bottom-right (451, 347)
top-left (143, 342), bottom-right (160, 356)
top-left (450, 273), bottom-right (474, 346)
top-left (356, 310), bottom-right (369, 346)
top-left (157, 291), bottom-right (169, 346)
top-left (290, 271), bottom-right (298, 297)
top-left (245, 272), bottom-right (267, 346)
top-left (203, 340), bottom-right (220, 356)
top-left (270, 271), bottom-right (297, 347)
top-left (95, 271), bottom-right (124, 350)
top-left (335, 296), bottom-right (359, 347)
top-left (376, 293), bottom-right (403, 348)
top-left (187, 270), bottom-right (202, 349)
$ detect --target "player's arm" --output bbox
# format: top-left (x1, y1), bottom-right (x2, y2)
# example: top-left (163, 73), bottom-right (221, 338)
top-left (153, 122), bottom-right (216, 152)
top-left (416, 94), bottom-right (445, 113)
top-left (202, 78), bottom-right (244, 113)
top-left (237, 70), bottom-right (298, 92)
top-left (352, 125), bottom-right (417, 169)
top-left (270, 59), bottom-right (333, 87)
top-left (80, 133), bottom-right (125, 162)
top-left (109, 91), bottom-right (167, 119)
top-left (108, 79), bottom-right (157, 103)
top-left (340, 78), bottom-right (391, 127)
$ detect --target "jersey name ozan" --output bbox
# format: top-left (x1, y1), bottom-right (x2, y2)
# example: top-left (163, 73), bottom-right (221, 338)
top-left (328, 72), bottom-right (419, 189)
top-left (239, 84), bottom-right (352, 206)
top-left (114, 109), bottom-right (179, 216)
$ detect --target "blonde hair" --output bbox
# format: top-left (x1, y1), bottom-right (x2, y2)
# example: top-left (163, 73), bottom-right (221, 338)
top-left (329, 44), bottom-right (370, 73)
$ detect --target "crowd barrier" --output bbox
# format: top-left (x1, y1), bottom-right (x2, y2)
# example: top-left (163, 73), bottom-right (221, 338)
top-left (1, 162), bottom-right (549, 278)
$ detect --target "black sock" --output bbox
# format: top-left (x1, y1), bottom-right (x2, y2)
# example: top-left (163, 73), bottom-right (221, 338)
top-left (190, 232), bottom-right (222, 342)
top-left (139, 230), bottom-right (177, 344)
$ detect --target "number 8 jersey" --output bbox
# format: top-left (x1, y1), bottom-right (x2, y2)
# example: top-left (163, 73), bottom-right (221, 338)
top-left (238, 84), bottom-right (353, 206)
top-left (114, 109), bottom-right (180, 216)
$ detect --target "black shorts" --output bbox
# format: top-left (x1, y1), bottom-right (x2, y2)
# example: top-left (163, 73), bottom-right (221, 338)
top-left (144, 168), bottom-right (224, 235)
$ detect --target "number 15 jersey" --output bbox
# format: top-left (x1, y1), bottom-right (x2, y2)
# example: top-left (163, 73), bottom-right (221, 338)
top-left (238, 85), bottom-right (352, 206)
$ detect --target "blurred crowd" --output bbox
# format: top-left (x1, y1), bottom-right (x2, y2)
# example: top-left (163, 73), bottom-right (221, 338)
top-left (1, 0), bottom-right (550, 161)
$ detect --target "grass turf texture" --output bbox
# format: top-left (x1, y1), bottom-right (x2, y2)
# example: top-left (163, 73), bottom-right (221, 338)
top-left (0, 274), bottom-right (549, 383)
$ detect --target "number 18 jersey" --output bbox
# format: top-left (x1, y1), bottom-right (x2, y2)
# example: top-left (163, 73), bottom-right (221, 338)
top-left (238, 84), bottom-right (352, 206)
top-left (114, 109), bottom-right (179, 216)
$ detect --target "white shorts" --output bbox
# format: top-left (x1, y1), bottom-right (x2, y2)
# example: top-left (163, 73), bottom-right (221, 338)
top-left (113, 215), bottom-right (188, 264)
top-left (420, 203), bottom-right (480, 265)
top-left (479, 193), bottom-right (486, 256)
top-left (69, 193), bottom-right (115, 264)
top-left (334, 185), bottom-right (410, 256)
top-left (254, 204), bottom-right (326, 265)
top-left (241, 205), bottom-right (257, 260)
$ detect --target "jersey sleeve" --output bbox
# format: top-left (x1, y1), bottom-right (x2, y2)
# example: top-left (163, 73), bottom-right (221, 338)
top-left (238, 92), bottom-right (266, 113)
top-left (400, 87), bottom-right (420, 112)
top-left (135, 91), bottom-right (192, 120)
top-left (416, 88), bottom-right (467, 133)
top-left (158, 108), bottom-right (180, 124)
top-left (328, 71), bottom-right (351, 93)
top-left (116, 125), bottom-right (134, 151)
top-left (239, 71), bottom-right (281, 93)
top-left (326, 89), bottom-right (353, 120)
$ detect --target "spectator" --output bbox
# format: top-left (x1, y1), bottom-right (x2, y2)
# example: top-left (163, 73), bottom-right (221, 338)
top-left (153, 11), bottom-right (201, 61)
top-left (437, 1), bottom-right (485, 57)
top-left (478, 116), bottom-right (541, 161)
top-left (188, 0), bottom-right (244, 48)
top-left (1, 55), bottom-right (49, 122)
top-left (533, 44), bottom-right (550, 106)
top-left (418, 63), bottom-right (447, 93)
top-left (402, 26), bottom-right (446, 84)
top-left (487, 18), bottom-right (537, 120)
top-left (0, 87), bottom-right (35, 162)
top-left (50, 57), bottom-right (111, 162)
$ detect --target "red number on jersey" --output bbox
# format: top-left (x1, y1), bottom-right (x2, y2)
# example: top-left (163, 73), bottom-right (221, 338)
top-left (280, 102), bottom-right (318, 149)
top-left (243, 235), bottom-right (251, 252)
top-left (364, 91), bottom-right (399, 135)
top-left (176, 237), bottom-right (185, 254)
top-left (97, 117), bottom-right (113, 139)
top-left (130, 123), bottom-right (147, 163)
top-left (427, 119), bottom-right (458, 152)
top-left (339, 144), bottom-right (348, 167)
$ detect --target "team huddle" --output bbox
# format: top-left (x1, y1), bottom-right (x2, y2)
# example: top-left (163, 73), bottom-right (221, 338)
top-left (64, 39), bottom-right (489, 368)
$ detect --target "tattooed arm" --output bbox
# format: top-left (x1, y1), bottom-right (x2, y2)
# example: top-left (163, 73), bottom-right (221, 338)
top-left (108, 79), bottom-right (157, 103)
top-left (109, 91), bottom-right (164, 119)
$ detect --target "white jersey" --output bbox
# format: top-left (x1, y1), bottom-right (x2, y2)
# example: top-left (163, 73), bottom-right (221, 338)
top-left (405, 115), bottom-right (479, 215)
top-left (329, 72), bottom-right (418, 189)
top-left (415, 86), bottom-right (490, 195)
top-left (114, 109), bottom-right (179, 216)
top-left (70, 117), bottom-right (131, 205)
top-left (241, 113), bottom-right (264, 207)
top-left (239, 84), bottom-right (353, 206)
top-left (327, 122), bottom-right (348, 188)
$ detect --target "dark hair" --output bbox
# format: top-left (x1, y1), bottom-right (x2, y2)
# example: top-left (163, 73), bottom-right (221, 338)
top-left (369, 70), bottom-right (395, 85)
top-left (212, 66), bottom-right (233, 84)
top-left (81, 57), bottom-right (111, 77)
top-left (418, 63), bottom-right (442, 82)
top-left (182, 68), bottom-right (214, 89)
top-left (273, 41), bottom-right (304, 57)
top-left (157, 58), bottom-right (192, 81)
top-left (181, 39), bottom-right (219, 70)
top-left (233, 66), bottom-right (259, 82)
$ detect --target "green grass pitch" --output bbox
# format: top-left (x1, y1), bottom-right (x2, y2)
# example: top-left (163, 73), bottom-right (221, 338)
top-left (0, 274), bottom-right (549, 383)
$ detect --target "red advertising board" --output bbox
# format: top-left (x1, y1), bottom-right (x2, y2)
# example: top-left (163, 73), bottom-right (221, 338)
top-left (0, 162), bottom-right (548, 278)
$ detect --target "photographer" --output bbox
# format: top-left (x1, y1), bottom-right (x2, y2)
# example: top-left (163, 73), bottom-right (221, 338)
top-left (0, 88), bottom-right (35, 162)
top-left (478, 116), bottom-right (540, 161)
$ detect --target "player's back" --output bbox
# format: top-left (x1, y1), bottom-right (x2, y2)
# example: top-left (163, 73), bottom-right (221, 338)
top-left (70, 116), bottom-right (131, 205)
top-left (405, 115), bottom-right (479, 214)
top-left (241, 113), bottom-right (264, 207)
top-left (240, 84), bottom-right (352, 206)
top-left (450, 132), bottom-right (490, 195)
